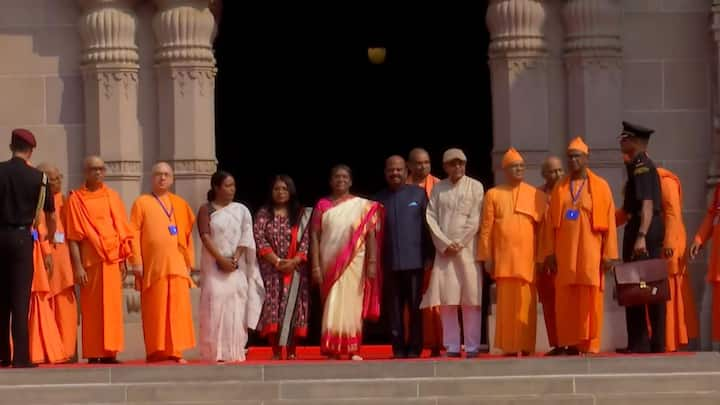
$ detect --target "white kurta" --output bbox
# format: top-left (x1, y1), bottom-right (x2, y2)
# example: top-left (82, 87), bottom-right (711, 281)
top-left (421, 175), bottom-right (484, 308)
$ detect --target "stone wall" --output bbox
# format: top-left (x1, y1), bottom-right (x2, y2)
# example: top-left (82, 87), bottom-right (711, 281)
top-left (622, 0), bottom-right (714, 349)
top-left (0, 0), bottom-right (84, 189)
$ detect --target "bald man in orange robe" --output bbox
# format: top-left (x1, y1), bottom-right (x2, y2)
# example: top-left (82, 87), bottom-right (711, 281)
top-left (478, 148), bottom-right (545, 355)
top-left (37, 164), bottom-right (78, 360)
top-left (66, 156), bottom-right (132, 364)
top-left (28, 215), bottom-right (68, 364)
top-left (537, 156), bottom-right (564, 355)
top-left (543, 138), bottom-right (618, 354)
top-left (690, 183), bottom-right (720, 344)
top-left (407, 147), bottom-right (442, 357)
top-left (129, 162), bottom-right (196, 363)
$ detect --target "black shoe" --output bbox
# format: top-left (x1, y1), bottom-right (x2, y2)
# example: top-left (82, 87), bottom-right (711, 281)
top-left (12, 362), bottom-right (38, 368)
top-left (0, 360), bottom-right (10, 368)
top-left (445, 352), bottom-right (461, 358)
top-left (406, 352), bottom-right (420, 359)
top-left (88, 358), bottom-right (100, 364)
top-left (99, 357), bottom-right (121, 364)
top-left (465, 351), bottom-right (480, 359)
top-left (545, 347), bottom-right (566, 356)
top-left (564, 346), bottom-right (580, 356)
top-left (430, 348), bottom-right (442, 357)
top-left (393, 352), bottom-right (408, 359)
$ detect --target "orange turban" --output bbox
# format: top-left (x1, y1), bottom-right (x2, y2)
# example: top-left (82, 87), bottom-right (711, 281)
top-left (567, 137), bottom-right (589, 154)
top-left (501, 147), bottom-right (524, 168)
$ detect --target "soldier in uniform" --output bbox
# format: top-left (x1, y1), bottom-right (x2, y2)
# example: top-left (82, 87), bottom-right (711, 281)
top-left (0, 129), bottom-right (56, 368)
top-left (616, 121), bottom-right (666, 354)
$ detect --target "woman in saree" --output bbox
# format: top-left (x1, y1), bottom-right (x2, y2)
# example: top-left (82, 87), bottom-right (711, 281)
top-left (310, 165), bottom-right (383, 360)
top-left (197, 171), bottom-right (265, 363)
top-left (254, 175), bottom-right (311, 360)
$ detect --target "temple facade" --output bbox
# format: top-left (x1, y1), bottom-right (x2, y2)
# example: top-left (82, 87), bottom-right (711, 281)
top-left (0, 0), bottom-right (718, 356)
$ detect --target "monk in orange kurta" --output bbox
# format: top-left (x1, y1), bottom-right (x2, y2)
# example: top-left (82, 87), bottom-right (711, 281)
top-left (690, 184), bottom-right (720, 342)
top-left (657, 168), bottom-right (697, 350)
top-left (478, 148), bottom-right (545, 355)
top-left (543, 138), bottom-right (618, 354)
top-left (129, 162), bottom-right (196, 363)
top-left (37, 164), bottom-right (78, 360)
top-left (407, 147), bottom-right (443, 356)
top-left (29, 213), bottom-right (69, 364)
top-left (65, 156), bottom-right (132, 363)
top-left (536, 156), bottom-right (564, 355)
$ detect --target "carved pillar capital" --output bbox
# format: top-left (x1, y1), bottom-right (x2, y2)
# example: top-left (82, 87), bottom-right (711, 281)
top-left (563, 0), bottom-right (621, 57)
top-left (153, 0), bottom-right (217, 66)
top-left (486, 0), bottom-right (547, 59)
top-left (77, 0), bottom-right (140, 69)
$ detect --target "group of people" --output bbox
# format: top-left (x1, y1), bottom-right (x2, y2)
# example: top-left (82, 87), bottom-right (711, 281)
top-left (1, 121), bottom-right (719, 367)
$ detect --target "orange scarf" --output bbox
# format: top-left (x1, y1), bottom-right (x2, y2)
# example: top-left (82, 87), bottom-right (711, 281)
top-left (657, 168), bottom-right (683, 210)
top-left (551, 169), bottom-right (611, 231)
top-left (515, 182), bottom-right (543, 222)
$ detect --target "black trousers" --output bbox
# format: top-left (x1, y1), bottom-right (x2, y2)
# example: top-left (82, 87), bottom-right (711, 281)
top-left (388, 269), bottom-right (424, 356)
top-left (0, 229), bottom-right (34, 365)
top-left (622, 216), bottom-right (666, 353)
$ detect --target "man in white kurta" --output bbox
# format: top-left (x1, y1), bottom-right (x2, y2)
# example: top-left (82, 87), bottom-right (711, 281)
top-left (421, 148), bottom-right (484, 357)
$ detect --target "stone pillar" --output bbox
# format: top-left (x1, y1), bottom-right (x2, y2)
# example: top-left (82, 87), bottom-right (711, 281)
top-left (562, 0), bottom-right (622, 165)
top-left (562, 0), bottom-right (625, 352)
top-left (78, 0), bottom-right (142, 207)
top-left (710, 1), bottom-right (720, 192)
top-left (486, 0), bottom-right (553, 185)
top-left (153, 0), bottom-right (217, 212)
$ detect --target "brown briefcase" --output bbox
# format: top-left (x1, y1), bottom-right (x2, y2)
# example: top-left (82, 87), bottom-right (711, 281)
top-left (613, 258), bottom-right (670, 307)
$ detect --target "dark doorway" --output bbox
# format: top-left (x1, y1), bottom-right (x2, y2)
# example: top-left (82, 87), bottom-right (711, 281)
top-left (214, 2), bottom-right (494, 346)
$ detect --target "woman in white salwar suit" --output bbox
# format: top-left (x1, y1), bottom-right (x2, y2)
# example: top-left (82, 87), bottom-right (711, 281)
top-left (197, 171), bottom-right (265, 362)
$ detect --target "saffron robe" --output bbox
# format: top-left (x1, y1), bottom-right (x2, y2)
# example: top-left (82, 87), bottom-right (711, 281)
top-left (65, 184), bottom-right (132, 358)
top-left (478, 183), bottom-right (544, 353)
top-left (693, 184), bottom-right (720, 341)
top-left (536, 184), bottom-right (558, 348)
top-left (29, 217), bottom-right (69, 364)
top-left (47, 192), bottom-right (78, 358)
top-left (129, 193), bottom-right (196, 359)
top-left (657, 168), bottom-right (697, 351)
top-left (544, 170), bottom-right (618, 353)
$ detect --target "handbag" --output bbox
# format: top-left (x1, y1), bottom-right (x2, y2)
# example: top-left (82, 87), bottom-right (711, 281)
top-left (613, 258), bottom-right (670, 306)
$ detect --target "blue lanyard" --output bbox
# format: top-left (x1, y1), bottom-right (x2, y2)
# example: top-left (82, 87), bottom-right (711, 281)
top-left (570, 179), bottom-right (586, 206)
top-left (152, 193), bottom-right (174, 221)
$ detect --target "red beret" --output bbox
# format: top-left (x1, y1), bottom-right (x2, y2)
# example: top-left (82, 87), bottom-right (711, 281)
top-left (11, 128), bottom-right (37, 148)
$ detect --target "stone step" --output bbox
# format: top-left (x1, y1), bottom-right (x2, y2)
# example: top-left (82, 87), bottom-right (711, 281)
top-left (1, 354), bottom-right (718, 404)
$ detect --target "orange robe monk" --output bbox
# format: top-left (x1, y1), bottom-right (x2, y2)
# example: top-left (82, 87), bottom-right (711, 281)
top-left (408, 174), bottom-right (443, 354)
top-left (692, 184), bottom-right (720, 342)
top-left (129, 193), bottom-right (196, 361)
top-left (65, 184), bottom-right (132, 360)
top-left (29, 216), bottom-right (68, 364)
top-left (478, 179), bottom-right (545, 354)
top-left (656, 168), bottom-right (697, 351)
top-left (47, 192), bottom-right (78, 358)
top-left (544, 144), bottom-right (618, 354)
top-left (537, 185), bottom-right (558, 349)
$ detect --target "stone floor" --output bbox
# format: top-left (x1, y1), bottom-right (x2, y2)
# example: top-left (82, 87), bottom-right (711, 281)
top-left (1, 352), bottom-right (719, 404)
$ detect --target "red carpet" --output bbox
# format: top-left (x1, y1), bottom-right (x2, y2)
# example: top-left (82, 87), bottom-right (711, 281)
top-left (35, 345), bottom-right (693, 369)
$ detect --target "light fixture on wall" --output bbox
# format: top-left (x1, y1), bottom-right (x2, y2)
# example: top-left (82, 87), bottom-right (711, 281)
top-left (368, 46), bottom-right (386, 64)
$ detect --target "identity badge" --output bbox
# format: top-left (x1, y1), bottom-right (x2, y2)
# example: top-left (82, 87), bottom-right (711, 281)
top-left (31, 229), bottom-right (39, 241)
top-left (54, 231), bottom-right (65, 244)
top-left (565, 209), bottom-right (580, 221)
top-left (168, 224), bottom-right (178, 236)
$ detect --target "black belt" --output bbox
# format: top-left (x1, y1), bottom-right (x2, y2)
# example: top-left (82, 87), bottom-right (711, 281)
top-left (0, 225), bottom-right (28, 231)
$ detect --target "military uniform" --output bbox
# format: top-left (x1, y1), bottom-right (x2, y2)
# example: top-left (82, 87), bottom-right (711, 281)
top-left (620, 122), bottom-right (666, 353)
top-left (0, 129), bottom-right (54, 367)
